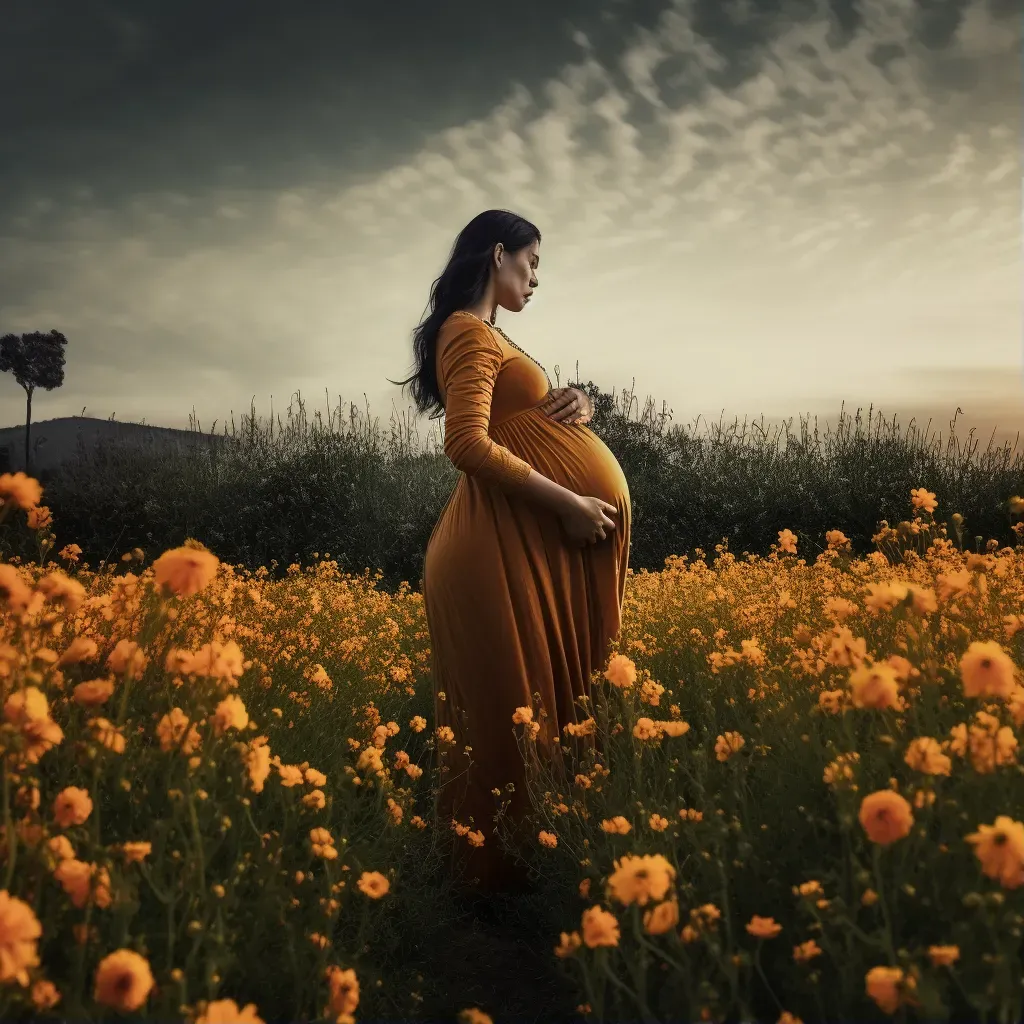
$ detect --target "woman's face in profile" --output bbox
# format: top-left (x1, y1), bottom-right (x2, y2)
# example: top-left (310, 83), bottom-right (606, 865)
top-left (497, 238), bottom-right (539, 313)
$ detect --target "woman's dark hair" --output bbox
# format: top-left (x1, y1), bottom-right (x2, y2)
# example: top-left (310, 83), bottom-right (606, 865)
top-left (388, 209), bottom-right (541, 421)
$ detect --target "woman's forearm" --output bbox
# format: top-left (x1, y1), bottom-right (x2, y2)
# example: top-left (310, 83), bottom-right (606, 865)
top-left (517, 468), bottom-right (580, 515)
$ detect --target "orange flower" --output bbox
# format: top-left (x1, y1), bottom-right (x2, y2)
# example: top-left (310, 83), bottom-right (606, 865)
top-left (152, 543), bottom-right (219, 598)
top-left (714, 732), bottom-right (745, 762)
top-left (0, 564), bottom-right (33, 614)
top-left (904, 737), bottom-right (951, 776)
top-left (0, 471), bottom-right (42, 509)
top-left (356, 871), bottom-right (389, 899)
top-left (633, 717), bottom-right (661, 741)
top-left (457, 1010), bottom-right (493, 1024)
top-left (858, 791), bottom-right (914, 845)
top-left (156, 708), bottom-right (201, 755)
top-left (643, 899), bottom-right (679, 935)
top-left (554, 931), bottom-right (582, 958)
top-left (928, 945), bottom-right (960, 967)
top-left (53, 787), bottom-right (92, 828)
top-left (606, 854), bottom-right (675, 906)
top-left (793, 940), bottom-right (821, 963)
top-left (538, 830), bottom-right (558, 849)
top-left (105, 640), bottom-right (148, 681)
top-left (777, 529), bottom-right (798, 554)
top-left (848, 662), bottom-right (902, 711)
top-left (31, 979), bottom-right (60, 1010)
top-left (865, 965), bottom-right (916, 1014)
top-left (910, 488), bottom-right (937, 513)
top-left (213, 695), bottom-right (249, 736)
top-left (965, 816), bottom-right (1024, 889)
top-left (196, 999), bottom-right (265, 1023)
top-left (604, 654), bottom-right (637, 688)
top-left (581, 906), bottom-right (620, 948)
top-left (93, 949), bottom-right (154, 1012)
top-left (58, 635), bottom-right (99, 666)
top-left (245, 736), bottom-right (271, 793)
top-left (73, 679), bottom-right (115, 707)
top-left (324, 965), bottom-right (360, 1017)
top-left (960, 641), bottom-right (1016, 699)
top-left (746, 915), bottom-right (782, 939)
top-left (600, 816), bottom-right (632, 835)
top-left (0, 891), bottom-right (42, 986)
top-left (88, 717), bottom-right (126, 754)
top-left (54, 860), bottom-right (110, 909)
top-left (34, 569), bottom-right (84, 611)
top-left (121, 842), bottom-right (152, 864)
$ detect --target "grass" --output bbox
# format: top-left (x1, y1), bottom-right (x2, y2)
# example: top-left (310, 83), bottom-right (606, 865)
top-left (20, 380), bottom-right (1024, 591)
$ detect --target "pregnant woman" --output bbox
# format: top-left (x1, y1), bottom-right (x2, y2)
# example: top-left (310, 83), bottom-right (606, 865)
top-left (395, 209), bottom-right (631, 896)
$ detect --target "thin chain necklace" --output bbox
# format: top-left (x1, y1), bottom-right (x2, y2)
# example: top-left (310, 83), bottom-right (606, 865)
top-left (454, 310), bottom-right (553, 391)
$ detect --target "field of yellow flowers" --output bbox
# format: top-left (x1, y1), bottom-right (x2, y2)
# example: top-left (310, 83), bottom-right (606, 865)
top-left (0, 470), bottom-right (1022, 1023)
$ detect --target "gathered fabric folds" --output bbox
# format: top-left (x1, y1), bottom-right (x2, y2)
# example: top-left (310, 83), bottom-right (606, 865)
top-left (422, 311), bottom-right (630, 891)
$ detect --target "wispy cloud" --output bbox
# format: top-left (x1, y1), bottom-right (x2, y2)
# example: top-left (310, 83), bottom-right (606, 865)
top-left (0, 0), bottom-right (1017, 437)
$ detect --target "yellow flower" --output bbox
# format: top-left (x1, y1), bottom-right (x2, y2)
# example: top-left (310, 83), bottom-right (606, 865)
top-left (581, 905), bottom-right (620, 948)
top-left (604, 653), bottom-right (637, 688)
top-left (865, 965), bottom-right (916, 1014)
top-left (538, 830), bottom-right (558, 849)
top-left (904, 737), bottom-right (951, 776)
top-left (53, 787), bottom-right (92, 828)
top-left (793, 940), bottom-right (821, 963)
top-left (245, 736), bottom-right (272, 793)
top-left (0, 471), bottom-right (42, 510)
top-left (105, 640), bottom-right (148, 680)
top-left (746, 915), bottom-right (782, 939)
top-left (88, 717), bottom-right (125, 754)
top-left (928, 945), bottom-right (960, 967)
top-left (554, 931), bottom-right (582, 958)
top-left (606, 853), bottom-right (676, 906)
top-left (356, 871), bottom-right (389, 898)
top-left (156, 708), bottom-right (201, 755)
top-left (960, 640), bottom-right (1016, 699)
top-left (848, 662), bottom-right (902, 711)
top-left (152, 543), bottom-right (219, 598)
top-left (643, 899), bottom-right (679, 935)
top-left (858, 791), bottom-right (914, 845)
top-left (777, 529), bottom-right (798, 554)
top-left (458, 1007), bottom-right (493, 1024)
top-left (196, 999), bottom-right (265, 1023)
top-left (93, 949), bottom-right (154, 1012)
top-left (714, 731), bottom-right (745, 762)
top-left (73, 679), bottom-right (115, 707)
top-left (600, 816), bottom-right (632, 835)
top-left (30, 979), bottom-right (60, 1010)
top-left (324, 965), bottom-right (360, 1017)
top-left (58, 635), bottom-right (99, 666)
top-left (0, 891), bottom-right (42, 986)
top-left (457, 1010), bottom-right (493, 1024)
top-left (213, 695), bottom-right (249, 735)
top-left (910, 487), bottom-right (937, 513)
top-left (633, 717), bottom-right (661, 741)
top-left (965, 816), bottom-right (1024, 889)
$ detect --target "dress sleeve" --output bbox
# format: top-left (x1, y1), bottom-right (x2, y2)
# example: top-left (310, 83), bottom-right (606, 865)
top-left (438, 322), bottom-right (533, 492)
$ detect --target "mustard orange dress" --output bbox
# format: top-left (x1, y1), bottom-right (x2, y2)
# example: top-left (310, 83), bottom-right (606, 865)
top-left (422, 310), bottom-right (631, 891)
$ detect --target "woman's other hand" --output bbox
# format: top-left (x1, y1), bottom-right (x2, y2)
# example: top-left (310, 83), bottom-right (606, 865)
top-left (541, 387), bottom-right (593, 425)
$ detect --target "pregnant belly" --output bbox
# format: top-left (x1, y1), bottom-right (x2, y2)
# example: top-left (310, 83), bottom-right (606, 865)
top-left (494, 411), bottom-right (630, 509)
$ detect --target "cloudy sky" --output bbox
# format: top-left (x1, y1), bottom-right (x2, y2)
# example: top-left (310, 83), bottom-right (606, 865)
top-left (1, 0), bottom-right (1020, 450)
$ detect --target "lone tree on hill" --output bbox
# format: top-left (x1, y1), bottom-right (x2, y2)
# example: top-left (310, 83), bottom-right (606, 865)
top-left (0, 330), bottom-right (68, 476)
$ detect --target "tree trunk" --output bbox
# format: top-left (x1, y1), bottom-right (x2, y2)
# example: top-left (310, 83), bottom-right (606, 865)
top-left (23, 387), bottom-right (32, 476)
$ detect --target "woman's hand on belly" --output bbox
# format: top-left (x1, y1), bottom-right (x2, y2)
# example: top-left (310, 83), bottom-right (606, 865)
top-left (540, 387), bottom-right (593, 426)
